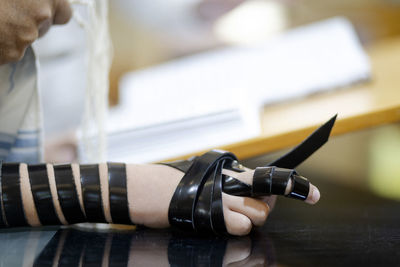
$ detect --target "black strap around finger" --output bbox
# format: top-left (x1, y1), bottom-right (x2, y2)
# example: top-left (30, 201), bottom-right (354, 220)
top-left (251, 167), bottom-right (309, 200)
top-left (222, 116), bottom-right (335, 199)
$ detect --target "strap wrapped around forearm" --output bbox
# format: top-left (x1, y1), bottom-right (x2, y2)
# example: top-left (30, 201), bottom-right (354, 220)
top-left (108, 162), bottom-right (132, 225)
top-left (28, 164), bottom-right (61, 225)
top-left (0, 162), bottom-right (136, 228)
top-left (54, 164), bottom-right (86, 224)
top-left (1, 163), bottom-right (28, 227)
top-left (80, 165), bottom-right (107, 223)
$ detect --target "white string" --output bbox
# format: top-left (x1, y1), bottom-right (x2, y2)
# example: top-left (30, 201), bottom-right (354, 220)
top-left (69, 0), bottom-right (113, 163)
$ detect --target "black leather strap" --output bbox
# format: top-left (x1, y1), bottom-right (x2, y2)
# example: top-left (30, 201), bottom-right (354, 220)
top-left (1, 163), bottom-right (28, 227)
top-left (0, 161), bottom-right (8, 227)
top-left (161, 160), bottom-right (193, 173)
top-left (28, 164), bottom-right (61, 225)
top-left (54, 164), bottom-right (86, 224)
top-left (222, 176), bottom-right (251, 196)
top-left (169, 150), bottom-right (237, 234)
top-left (210, 160), bottom-right (227, 234)
top-left (80, 164), bottom-right (106, 223)
top-left (270, 168), bottom-right (295, 195)
top-left (267, 115), bottom-right (337, 169)
top-left (193, 163), bottom-right (217, 233)
top-left (287, 175), bottom-right (310, 200)
top-left (108, 162), bottom-right (131, 225)
top-left (163, 116), bottom-right (335, 202)
top-left (252, 167), bottom-right (272, 197)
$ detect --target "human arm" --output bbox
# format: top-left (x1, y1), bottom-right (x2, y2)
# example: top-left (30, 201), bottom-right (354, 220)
top-left (0, 157), bottom-right (319, 236)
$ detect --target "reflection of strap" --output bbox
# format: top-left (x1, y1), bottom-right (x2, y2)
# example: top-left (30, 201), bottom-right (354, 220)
top-left (34, 229), bottom-right (133, 267)
top-left (267, 115), bottom-right (337, 169)
top-left (168, 237), bottom-right (227, 266)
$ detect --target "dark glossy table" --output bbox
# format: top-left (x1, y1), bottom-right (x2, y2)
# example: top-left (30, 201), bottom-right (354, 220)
top-left (1, 127), bottom-right (400, 266)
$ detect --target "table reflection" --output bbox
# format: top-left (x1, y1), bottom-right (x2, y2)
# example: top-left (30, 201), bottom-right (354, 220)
top-left (32, 228), bottom-right (276, 266)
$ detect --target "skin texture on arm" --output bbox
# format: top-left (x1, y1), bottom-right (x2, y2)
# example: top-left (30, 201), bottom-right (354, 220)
top-left (0, 0), bottom-right (72, 65)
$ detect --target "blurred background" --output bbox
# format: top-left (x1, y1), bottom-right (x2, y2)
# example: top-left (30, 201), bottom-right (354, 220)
top-left (35, 0), bottom-right (400, 201)
top-left (108, 0), bottom-right (400, 104)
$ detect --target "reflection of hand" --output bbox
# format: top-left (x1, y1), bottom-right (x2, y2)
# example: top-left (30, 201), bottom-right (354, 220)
top-left (32, 229), bottom-right (275, 266)
top-left (223, 236), bottom-right (277, 267)
top-left (0, 0), bottom-right (72, 65)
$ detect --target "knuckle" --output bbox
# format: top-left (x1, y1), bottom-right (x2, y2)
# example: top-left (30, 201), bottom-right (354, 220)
top-left (20, 30), bottom-right (39, 45)
top-left (240, 219), bottom-right (252, 235)
top-left (258, 202), bottom-right (270, 224)
top-left (234, 216), bottom-right (252, 236)
top-left (2, 48), bottom-right (25, 63)
top-left (225, 210), bottom-right (252, 236)
top-left (34, 7), bottom-right (53, 23)
top-left (261, 202), bottom-right (270, 218)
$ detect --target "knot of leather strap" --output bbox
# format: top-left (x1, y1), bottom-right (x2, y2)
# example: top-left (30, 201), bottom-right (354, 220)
top-left (168, 150), bottom-right (237, 235)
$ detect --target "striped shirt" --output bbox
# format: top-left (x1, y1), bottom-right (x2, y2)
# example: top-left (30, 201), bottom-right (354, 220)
top-left (0, 47), bottom-right (42, 164)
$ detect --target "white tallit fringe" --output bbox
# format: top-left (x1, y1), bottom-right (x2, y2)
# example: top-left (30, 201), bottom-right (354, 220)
top-left (70, 0), bottom-right (113, 163)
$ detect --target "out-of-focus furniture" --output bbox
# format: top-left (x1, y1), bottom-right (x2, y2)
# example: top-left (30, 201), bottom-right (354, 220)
top-left (167, 37), bottom-right (400, 161)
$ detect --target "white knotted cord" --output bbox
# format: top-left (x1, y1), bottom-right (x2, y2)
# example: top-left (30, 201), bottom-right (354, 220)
top-left (69, 0), bottom-right (112, 163)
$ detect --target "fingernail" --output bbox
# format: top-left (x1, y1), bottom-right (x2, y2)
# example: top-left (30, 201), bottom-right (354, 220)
top-left (312, 187), bottom-right (320, 203)
top-left (306, 185), bottom-right (320, 204)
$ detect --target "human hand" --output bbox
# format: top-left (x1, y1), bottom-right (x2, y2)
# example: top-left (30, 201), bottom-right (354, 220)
top-left (126, 161), bottom-right (320, 236)
top-left (0, 0), bottom-right (72, 64)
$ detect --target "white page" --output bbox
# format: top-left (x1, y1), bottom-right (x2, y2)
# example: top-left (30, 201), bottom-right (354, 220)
top-left (106, 17), bottom-right (370, 162)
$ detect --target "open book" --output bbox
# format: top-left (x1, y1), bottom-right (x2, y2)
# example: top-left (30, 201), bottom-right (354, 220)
top-left (107, 17), bottom-right (370, 163)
